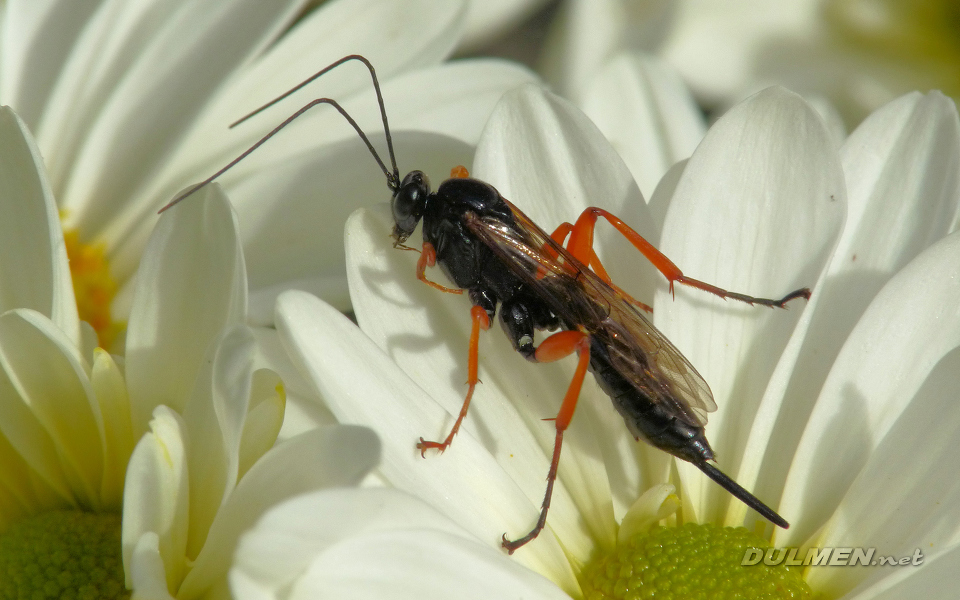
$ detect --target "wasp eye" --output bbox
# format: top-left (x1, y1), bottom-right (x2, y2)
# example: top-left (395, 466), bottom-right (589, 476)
top-left (391, 170), bottom-right (430, 240)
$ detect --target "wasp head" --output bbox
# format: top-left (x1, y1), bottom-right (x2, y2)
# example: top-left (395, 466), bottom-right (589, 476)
top-left (391, 170), bottom-right (430, 245)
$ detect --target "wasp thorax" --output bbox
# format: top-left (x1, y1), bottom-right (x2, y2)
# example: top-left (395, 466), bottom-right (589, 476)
top-left (391, 170), bottom-right (430, 243)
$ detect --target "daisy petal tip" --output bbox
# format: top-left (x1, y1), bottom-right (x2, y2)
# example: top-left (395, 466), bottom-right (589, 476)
top-left (618, 484), bottom-right (680, 545)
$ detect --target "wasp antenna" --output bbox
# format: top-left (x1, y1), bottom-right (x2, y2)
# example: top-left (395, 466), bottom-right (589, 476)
top-left (159, 97), bottom-right (395, 213)
top-left (229, 54), bottom-right (400, 190)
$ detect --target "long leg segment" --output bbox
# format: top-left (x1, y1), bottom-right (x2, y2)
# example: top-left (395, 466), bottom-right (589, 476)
top-left (418, 305), bottom-right (490, 455)
top-left (567, 208), bottom-right (810, 307)
top-left (548, 223), bottom-right (653, 313)
top-left (502, 330), bottom-right (591, 554)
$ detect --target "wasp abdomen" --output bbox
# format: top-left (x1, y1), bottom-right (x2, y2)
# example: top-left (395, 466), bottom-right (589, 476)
top-left (589, 339), bottom-right (715, 465)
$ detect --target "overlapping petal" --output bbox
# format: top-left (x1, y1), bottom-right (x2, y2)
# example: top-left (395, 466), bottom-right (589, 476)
top-left (2, 0), bottom-right (538, 330)
top-left (276, 290), bottom-right (580, 594)
top-left (120, 177), bottom-right (383, 598)
top-left (231, 488), bottom-right (569, 600)
top-left (0, 105), bottom-right (79, 343)
top-left (748, 89), bottom-right (960, 542)
top-left (653, 86), bottom-right (845, 527)
top-left (580, 52), bottom-right (705, 198)
top-left (783, 231), bottom-right (960, 552)
top-left (124, 184), bottom-right (246, 437)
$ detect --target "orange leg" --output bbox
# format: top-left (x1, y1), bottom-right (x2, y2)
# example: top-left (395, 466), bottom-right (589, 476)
top-left (418, 305), bottom-right (491, 455)
top-left (567, 208), bottom-right (810, 307)
top-left (548, 222), bottom-right (653, 313)
top-left (417, 241), bottom-right (463, 294)
top-left (502, 330), bottom-right (591, 554)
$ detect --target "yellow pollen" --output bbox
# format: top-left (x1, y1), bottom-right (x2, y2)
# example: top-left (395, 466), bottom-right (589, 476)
top-left (63, 228), bottom-right (124, 349)
top-left (579, 523), bottom-right (814, 600)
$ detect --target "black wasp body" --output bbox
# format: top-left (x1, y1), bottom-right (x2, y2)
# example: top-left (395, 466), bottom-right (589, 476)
top-left (411, 174), bottom-right (559, 360)
top-left (163, 55), bottom-right (806, 554)
top-left (392, 168), bottom-right (798, 552)
top-left (396, 171), bottom-right (712, 464)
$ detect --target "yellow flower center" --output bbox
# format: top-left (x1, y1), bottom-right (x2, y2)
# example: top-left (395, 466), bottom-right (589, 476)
top-left (64, 229), bottom-right (124, 349)
top-left (0, 509), bottom-right (127, 599)
top-left (579, 523), bottom-right (813, 600)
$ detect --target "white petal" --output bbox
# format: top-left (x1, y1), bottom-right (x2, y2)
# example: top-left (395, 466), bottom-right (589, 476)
top-left (807, 347), bottom-right (960, 596)
top-left (232, 487), bottom-right (568, 599)
top-left (249, 326), bottom-right (337, 440)
top-left (0, 347), bottom-right (73, 504)
top-left (275, 289), bottom-right (581, 594)
top-left (0, 309), bottom-right (103, 506)
top-left (183, 0), bottom-right (467, 164)
top-left (237, 368), bottom-right (285, 478)
top-left (617, 483), bottom-right (679, 544)
top-left (756, 90), bottom-right (960, 530)
top-left (842, 542), bottom-right (960, 600)
top-left (176, 425), bottom-right (380, 599)
top-left (36, 0), bottom-right (196, 191)
top-left (655, 87), bottom-right (844, 524)
top-left (55, 0), bottom-right (308, 233)
top-left (125, 184), bottom-right (246, 437)
top-left (128, 532), bottom-right (178, 600)
top-left (123, 406), bottom-right (189, 592)
top-left (105, 0), bottom-right (468, 281)
top-left (371, 58), bottom-right (539, 147)
top-left (118, 57), bottom-right (519, 318)
top-left (231, 131), bottom-right (473, 319)
top-left (475, 84), bottom-right (644, 220)
top-left (658, 0), bottom-right (822, 104)
top-left (781, 230), bottom-right (960, 547)
top-left (290, 530), bottom-right (567, 600)
top-left (803, 93), bottom-right (847, 146)
top-left (807, 91), bottom-right (960, 362)
top-left (91, 347), bottom-right (133, 508)
top-left (230, 570), bottom-right (275, 600)
top-left (838, 91), bottom-right (960, 277)
top-left (541, 0), bottom-right (674, 101)
top-left (0, 0), bottom-right (103, 126)
top-left (647, 158), bottom-right (686, 234)
top-left (232, 488), bottom-right (469, 589)
top-left (0, 106), bottom-right (79, 343)
top-left (581, 52), bottom-right (705, 198)
top-left (181, 325), bottom-right (257, 560)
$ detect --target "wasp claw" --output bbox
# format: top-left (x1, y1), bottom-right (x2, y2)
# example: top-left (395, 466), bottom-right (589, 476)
top-left (500, 533), bottom-right (516, 555)
top-left (416, 437), bottom-right (447, 457)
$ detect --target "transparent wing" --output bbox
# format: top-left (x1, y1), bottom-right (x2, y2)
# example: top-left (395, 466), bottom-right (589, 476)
top-left (466, 199), bottom-right (716, 427)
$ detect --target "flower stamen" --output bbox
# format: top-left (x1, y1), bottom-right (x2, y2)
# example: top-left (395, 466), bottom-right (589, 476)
top-left (579, 523), bottom-right (813, 600)
top-left (64, 228), bottom-right (124, 349)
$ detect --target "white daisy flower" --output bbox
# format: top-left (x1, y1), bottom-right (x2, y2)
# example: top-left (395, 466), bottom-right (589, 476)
top-left (275, 79), bottom-right (960, 597)
top-left (577, 51), bottom-right (706, 200)
top-left (541, 0), bottom-right (960, 126)
top-left (0, 0), bottom-right (537, 343)
top-left (229, 487), bottom-right (570, 599)
top-left (0, 106), bottom-right (380, 598)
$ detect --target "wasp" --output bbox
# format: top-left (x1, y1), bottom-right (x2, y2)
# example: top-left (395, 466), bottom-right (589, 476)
top-left (163, 55), bottom-right (809, 553)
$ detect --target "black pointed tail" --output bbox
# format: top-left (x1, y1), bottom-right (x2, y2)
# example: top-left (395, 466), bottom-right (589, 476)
top-left (695, 460), bottom-right (789, 529)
